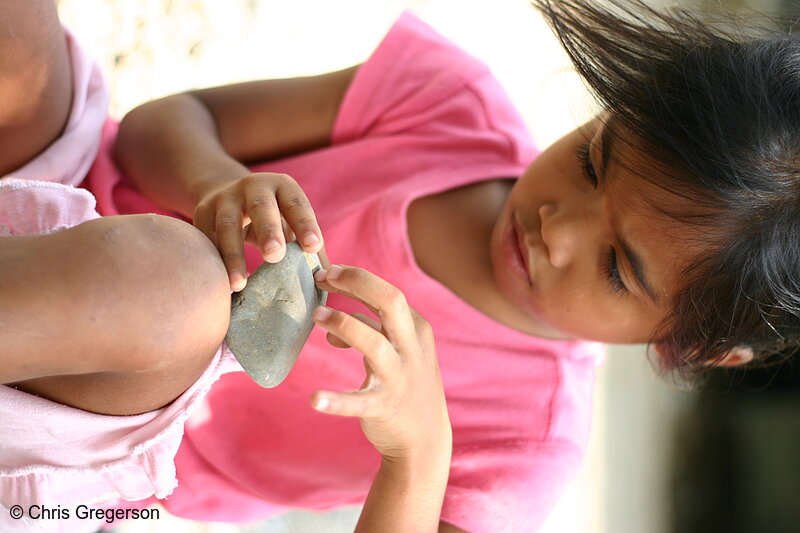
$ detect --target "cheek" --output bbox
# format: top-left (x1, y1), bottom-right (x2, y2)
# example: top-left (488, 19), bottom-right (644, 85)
top-left (535, 283), bottom-right (599, 332)
top-left (534, 282), bottom-right (658, 343)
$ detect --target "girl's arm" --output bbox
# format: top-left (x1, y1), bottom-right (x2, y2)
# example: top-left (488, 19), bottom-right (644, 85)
top-left (310, 265), bottom-right (457, 533)
top-left (113, 67), bottom-right (358, 290)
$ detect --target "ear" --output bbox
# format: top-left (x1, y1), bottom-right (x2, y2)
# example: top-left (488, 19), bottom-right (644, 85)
top-left (652, 344), bottom-right (755, 367)
top-left (703, 345), bottom-right (755, 367)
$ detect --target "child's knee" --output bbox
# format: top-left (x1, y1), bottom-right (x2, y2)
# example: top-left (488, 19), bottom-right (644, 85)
top-left (6, 215), bottom-right (231, 414)
top-left (66, 214), bottom-right (231, 375)
top-left (117, 215), bottom-right (231, 369)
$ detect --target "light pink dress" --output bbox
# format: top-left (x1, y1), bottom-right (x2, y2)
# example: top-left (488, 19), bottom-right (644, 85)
top-left (0, 30), bottom-right (239, 533)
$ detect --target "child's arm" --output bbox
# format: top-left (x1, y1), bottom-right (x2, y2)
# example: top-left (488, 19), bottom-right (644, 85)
top-left (311, 265), bottom-right (456, 533)
top-left (113, 67), bottom-right (358, 290)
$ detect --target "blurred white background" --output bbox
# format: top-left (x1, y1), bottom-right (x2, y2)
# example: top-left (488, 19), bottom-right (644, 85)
top-left (56, 1), bottom-right (694, 532)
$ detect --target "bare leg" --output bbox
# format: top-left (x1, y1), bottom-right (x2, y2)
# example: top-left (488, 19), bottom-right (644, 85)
top-left (2, 215), bottom-right (231, 415)
top-left (0, 3), bottom-right (229, 415)
top-left (0, 0), bottom-right (73, 174)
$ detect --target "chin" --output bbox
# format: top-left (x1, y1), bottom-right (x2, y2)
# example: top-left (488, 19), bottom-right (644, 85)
top-left (490, 241), bottom-right (559, 337)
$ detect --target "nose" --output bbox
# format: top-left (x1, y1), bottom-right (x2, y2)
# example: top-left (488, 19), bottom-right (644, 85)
top-left (538, 201), bottom-right (600, 268)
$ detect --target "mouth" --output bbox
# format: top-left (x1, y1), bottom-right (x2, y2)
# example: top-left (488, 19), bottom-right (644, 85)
top-left (514, 217), bottom-right (531, 275)
top-left (503, 213), bottom-right (532, 287)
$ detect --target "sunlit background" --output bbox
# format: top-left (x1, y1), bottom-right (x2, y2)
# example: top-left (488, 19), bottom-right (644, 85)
top-left (55, 1), bottom-right (800, 532)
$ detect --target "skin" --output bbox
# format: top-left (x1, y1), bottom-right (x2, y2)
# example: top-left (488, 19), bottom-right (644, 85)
top-left (312, 265), bottom-right (452, 533)
top-left (113, 67), bottom-right (359, 287)
top-left (0, 0), bottom-right (73, 175)
top-left (490, 119), bottom-right (691, 342)
top-left (410, 119), bottom-right (755, 364)
top-left (425, 118), bottom-right (695, 343)
top-left (0, 1), bottom-right (233, 416)
top-left (2, 214), bottom-right (232, 415)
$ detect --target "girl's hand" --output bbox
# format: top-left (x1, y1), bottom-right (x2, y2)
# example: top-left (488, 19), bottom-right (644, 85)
top-left (193, 172), bottom-right (323, 291)
top-left (310, 265), bottom-right (452, 462)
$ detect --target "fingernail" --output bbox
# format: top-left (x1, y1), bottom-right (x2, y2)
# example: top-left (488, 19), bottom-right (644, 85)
top-left (303, 232), bottom-right (320, 248)
top-left (328, 265), bottom-right (343, 280)
top-left (314, 396), bottom-right (330, 411)
top-left (313, 306), bottom-right (332, 321)
top-left (265, 239), bottom-right (282, 253)
top-left (264, 239), bottom-right (284, 262)
top-left (314, 269), bottom-right (327, 282)
top-left (230, 270), bottom-right (246, 292)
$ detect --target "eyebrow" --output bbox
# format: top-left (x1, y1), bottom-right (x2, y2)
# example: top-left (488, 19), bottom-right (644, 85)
top-left (596, 119), bottom-right (660, 304)
top-left (618, 237), bottom-right (660, 303)
top-left (599, 119), bottom-right (615, 177)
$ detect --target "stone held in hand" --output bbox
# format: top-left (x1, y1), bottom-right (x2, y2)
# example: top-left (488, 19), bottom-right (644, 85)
top-left (226, 241), bottom-right (327, 388)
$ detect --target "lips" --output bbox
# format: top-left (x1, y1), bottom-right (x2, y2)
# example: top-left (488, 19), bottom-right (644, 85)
top-left (513, 217), bottom-right (531, 276)
top-left (503, 213), bottom-right (532, 287)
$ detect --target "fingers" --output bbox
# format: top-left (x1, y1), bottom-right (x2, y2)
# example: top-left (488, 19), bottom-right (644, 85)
top-left (310, 389), bottom-right (383, 418)
top-left (317, 246), bottom-right (331, 269)
top-left (233, 174), bottom-right (322, 263)
top-left (243, 218), bottom-right (296, 254)
top-left (326, 313), bottom-right (381, 348)
top-left (313, 265), bottom-right (420, 353)
top-left (312, 306), bottom-right (397, 380)
top-left (311, 306), bottom-right (391, 417)
top-left (309, 265), bottom-right (447, 464)
top-left (195, 198), bottom-right (247, 291)
top-left (243, 182), bottom-right (285, 263)
top-left (281, 218), bottom-right (297, 244)
top-left (274, 180), bottom-right (323, 254)
top-left (192, 172), bottom-right (324, 291)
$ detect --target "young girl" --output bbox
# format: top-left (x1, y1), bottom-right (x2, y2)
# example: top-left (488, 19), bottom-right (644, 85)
top-left (3, 0), bottom-right (798, 531)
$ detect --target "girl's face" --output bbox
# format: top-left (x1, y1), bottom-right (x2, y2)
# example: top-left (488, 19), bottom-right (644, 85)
top-left (490, 118), bottom-right (703, 344)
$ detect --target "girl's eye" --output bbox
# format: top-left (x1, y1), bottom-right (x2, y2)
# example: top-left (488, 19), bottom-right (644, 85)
top-left (604, 247), bottom-right (627, 294)
top-left (576, 143), bottom-right (599, 188)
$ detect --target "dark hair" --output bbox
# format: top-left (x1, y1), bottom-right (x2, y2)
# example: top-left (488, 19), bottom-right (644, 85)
top-left (532, 0), bottom-right (800, 380)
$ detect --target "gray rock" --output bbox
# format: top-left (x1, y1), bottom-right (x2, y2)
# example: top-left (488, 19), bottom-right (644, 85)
top-left (226, 242), bottom-right (327, 387)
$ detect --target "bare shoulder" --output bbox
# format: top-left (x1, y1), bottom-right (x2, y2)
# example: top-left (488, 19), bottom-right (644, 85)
top-left (0, 0), bottom-right (72, 174)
